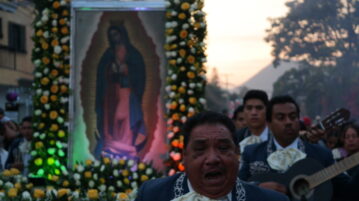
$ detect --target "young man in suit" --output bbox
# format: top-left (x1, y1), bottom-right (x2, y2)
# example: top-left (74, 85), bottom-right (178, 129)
top-left (239, 95), bottom-right (359, 201)
top-left (237, 90), bottom-right (270, 153)
top-left (135, 111), bottom-right (289, 201)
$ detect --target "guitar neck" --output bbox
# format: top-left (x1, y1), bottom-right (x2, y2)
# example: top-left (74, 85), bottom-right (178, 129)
top-left (308, 152), bottom-right (359, 188)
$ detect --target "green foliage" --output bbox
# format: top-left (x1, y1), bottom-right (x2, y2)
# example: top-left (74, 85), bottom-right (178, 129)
top-left (266, 0), bottom-right (359, 68)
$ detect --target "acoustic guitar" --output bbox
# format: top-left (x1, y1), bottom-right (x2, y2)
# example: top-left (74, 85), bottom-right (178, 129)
top-left (249, 108), bottom-right (353, 201)
top-left (249, 152), bottom-right (359, 201)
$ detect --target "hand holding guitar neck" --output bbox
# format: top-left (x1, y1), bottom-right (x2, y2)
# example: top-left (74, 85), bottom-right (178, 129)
top-left (299, 108), bottom-right (350, 143)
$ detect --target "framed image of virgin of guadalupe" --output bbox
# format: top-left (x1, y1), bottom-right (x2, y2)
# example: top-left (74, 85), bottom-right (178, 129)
top-left (69, 1), bottom-right (168, 171)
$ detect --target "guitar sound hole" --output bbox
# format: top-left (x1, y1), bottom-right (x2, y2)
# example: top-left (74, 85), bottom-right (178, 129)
top-left (292, 178), bottom-right (310, 197)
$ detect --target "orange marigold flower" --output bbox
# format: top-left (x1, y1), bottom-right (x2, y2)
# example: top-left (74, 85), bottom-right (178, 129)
top-left (33, 189), bottom-right (45, 198)
top-left (187, 71), bottom-right (195, 79)
top-left (40, 96), bottom-right (48, 104)
top-left (42, 42), bottom-right (49, 50)
top-left (50, 95), bottom-right (58, 102)
top-left (49, 111), bottom-right (58, 120)
top-left (178, 13), bottom-right (186, 20)
top-left (181, 2), bottom-right (190, 10)
top-left (51, 85), bottom-right (59, 93)
top-left (187, 55), bottom-right (195, 64)
top-left (180, 104), bottom-right (186, 112)
top-left (61, 27), bottom-right (69, 35)
top-left (42, 57), bottom-right (50, 65)
top-left (50, 69), bottom-right (59, 77)
top-left (53, 1), bottom-right (60, 9)
top-left (179, 49), bottom-right (186, 57)
top-left (179, 30), bottom-right (188, 39)
top-left (51, 40), bottom-right (59, 46)
top-left (59, 18), bottom-right (66, 25)
top-left (62, 10), bottom-right (69, 16)
top-left (41, 77), bottom-right (50, 86)
top-left (51, 27), bottom-right (58, 33)
top-left (50, 124), bottom-right (59, 132)
top-left (189, 97), bottom-right (197, 104)
top-left (35, 141), bottom-right (44, 149)
top-left (87, 189), bottom-right (99, 200)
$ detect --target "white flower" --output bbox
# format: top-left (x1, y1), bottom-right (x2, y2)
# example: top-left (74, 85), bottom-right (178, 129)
top-left (169, 92), bottom-right (176, 98)
top-left (72, 191), bottom-right (79, 198)
top-left (74, 173), bottom-right (81, 180)
top-left (191, 48), bottom-right (196, 54)
top-left (165, 52), bottom-right (172, 58)
top-left (174, 0), bottom-right (180, 4)
top-left (75, 180), bottom-right (81, 186)
top-left (60, 0), bottom-right (66, 5)
top-left (40, 133), bottom-right (46, 140)
top-left (93, 173), bottom-right (98, 180)
top-left (52, 20), bottom-right (57, 26)
top-left (179, 99), bottom-right (184, 104)
top-left (62, 168), bottom-right (69, 176)
top-left (0, 192), bottom-right (4, 198)
top-left (34, 132), bottom-right (40, 137)
top-left (31, 150), bottom-right (37, 156)
top-left (181, 116), bottom-right (187, 123)
top-left (43, 31), bottom-right (49, 38)
top-left (76, 165), bottom-right (84, 172)
top-left (189, 83), bottom-right (196, 88)
top-left (42, 8), bottom-right (49, 15)
top-left (197, 83), bottom-right (203, 88)
top-left (171, 11), bottom-right (177, 16)
top-left (165, 1), bottom-right (171, 8)
top-left (188, 107), bottom-right (195, 113)
top-left (57, 117), bottom-right (64, 124)
top-left (201, 58), bottom-right (207, 62)
top-left (60, 36), bottom-right (70, 44)
top-left (34, 60), bottom-right (41, 67)
top-left (199, 98), bottom-right (206, 104)
top-left (54, 46), bottom-right (62, 54)
top-left (44, 104), bottom-right (50, 110)
top-left (145, 168), bottom-right (153, 175)
top-left (22, 191), bottom-right (31, 200)
top-left (99, 184), bottom-right (106, 192)
top-left (116, 181), bottom-right (123, 187)
top-left (54, 61), bottom-right (61, 67)
top-left (5, 182), bottom-right (13, 188)
top-left (35, 72), bottom-right (42, 78)
top-left (36, 21), bottom-right (42, 27)
top-left (165, 22), bottom-right (172, 28)
top-left (176, 58), bottom-right (183, 63)
top-left (165, 86), bottom-right (171, 92)
top-left (171, 74), bottom-right (177, 80)
top-left (47, 189), bottom-right (57, 198)
top-left (100, 165), bottom-right (105, 172)
top-left (182, 23), bottom-right (189, 29)
top-left (0, 180), bottom-right (3, 186)
top-left (133, 173), bottom-right (138, 179)
top-left (43, 90), bottom-right (50, 96)
top-left (179, 41), bottom-right (186, 46)
top-left (35, 109), bottom-right (42, 116)
top-left (181, 82), bottom-right (187, 87)
top-left (43, 68), bottom-right (49, 74)
top-left (113, 169), bottom-right (119, 177)
top-left (35, 48), bottom-right (40, 52)
top-left (128, 159), bottom-right (134, 167)
top-left (131, 182), bottom-right (137, 188)
top-left (187, 90), bottom-right (194, 95)
top-left (41, 15), bottom-right (49, 22)
top-left (89, 180), bottom-right (95, 188)
top-left (108, 186), bottom-right (115, 192)
top-left (190, 66), bottom-right (196, 70)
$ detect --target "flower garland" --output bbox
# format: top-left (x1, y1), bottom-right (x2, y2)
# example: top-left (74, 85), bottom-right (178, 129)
top-left (30, 0), bottom-right (71, 178)
top-left (0, 158), bottom-right (161, 200)
top-left (164, 0), bottom-right (207, 174)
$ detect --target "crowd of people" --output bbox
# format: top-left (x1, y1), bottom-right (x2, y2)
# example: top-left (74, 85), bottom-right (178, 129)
top-left (1, 89), bottom-right (358, 201)
top-left (137, 89), bottom-right (359, 201)
top-left (0, 108), bottom-right (33, 174)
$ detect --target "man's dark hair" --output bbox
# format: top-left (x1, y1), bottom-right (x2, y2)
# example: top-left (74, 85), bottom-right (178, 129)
top-left (266, 95), bottom-right (300, 122)
top-left (183, 111), bottom-right (238, 148)
top-left (21, 116), bottom-right (32, 124)
top-left (243, 90), bottom-right (268, 107)
top-left (232, 105), bottom-right (244, 120)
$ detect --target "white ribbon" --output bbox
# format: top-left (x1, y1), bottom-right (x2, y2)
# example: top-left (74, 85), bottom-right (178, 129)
top-left (267, 148), bottom-right (306, 172)
top-left (239, 135), bottom-right (262, 153)
top-left (171, 191), bottom-right (227, 201)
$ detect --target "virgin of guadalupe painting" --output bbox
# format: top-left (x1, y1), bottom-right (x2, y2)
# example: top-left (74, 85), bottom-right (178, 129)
top-left (73, 10), bottom-right (167, 169)
top-left (94, 24), bottom-right (147, 159)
